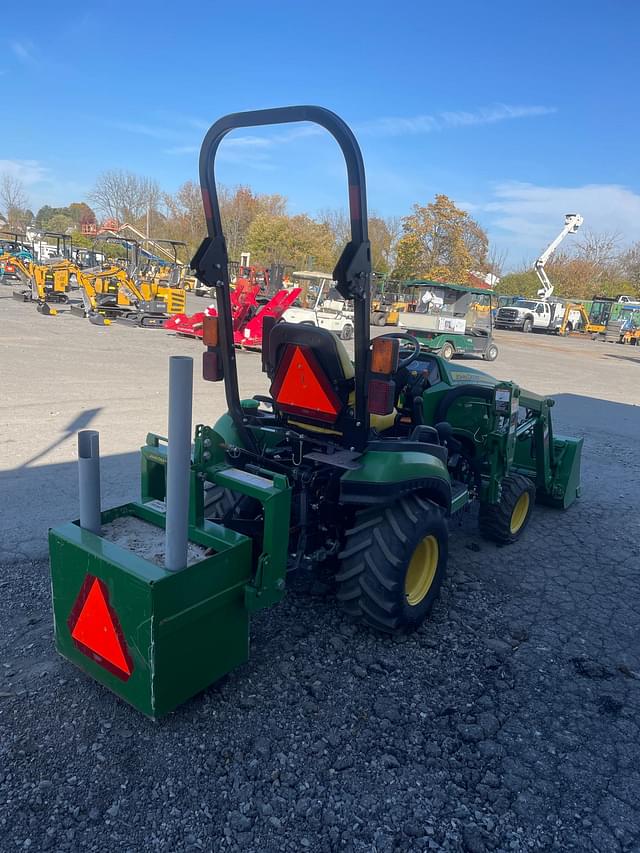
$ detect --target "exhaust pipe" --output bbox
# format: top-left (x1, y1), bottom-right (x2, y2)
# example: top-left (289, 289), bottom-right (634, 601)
top-left (165, 356), bottom-right (193, 571)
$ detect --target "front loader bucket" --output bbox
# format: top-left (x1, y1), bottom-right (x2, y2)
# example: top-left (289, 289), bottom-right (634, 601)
top-left (542, 435), bottom-right (583, 510)
top-left (49, 503), bottom-right (253, 719)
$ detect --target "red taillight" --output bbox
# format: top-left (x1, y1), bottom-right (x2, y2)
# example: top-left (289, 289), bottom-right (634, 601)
top-left (203, 350), bottom-right (223, 381)
top-left (368, 378), bottom-right (395, 416)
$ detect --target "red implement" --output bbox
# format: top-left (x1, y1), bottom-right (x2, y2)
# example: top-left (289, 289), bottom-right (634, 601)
top-left (234, 287), bottom-right (301, 349)
top-left (165, 281), bottom-right (261, 338)
top-left (165, 283), bottom-right (300, 350)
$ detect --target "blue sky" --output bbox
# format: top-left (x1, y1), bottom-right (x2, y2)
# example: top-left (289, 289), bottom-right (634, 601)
top-left (2, 0), bottom-right (639, 268)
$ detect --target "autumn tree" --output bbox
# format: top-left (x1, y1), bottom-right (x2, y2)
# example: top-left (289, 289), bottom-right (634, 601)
top-left (393, 194), bottom-right (488, 281)
top-left (219, 186), bottom-right (287, 261)
top-left (319, 208), bottom-right (350, 257)
top-left (320, 209), bottom-right (401, 274)
top-left (368, 215), bottom-right (401, 274)
top-left (620, 242), bottom-right (640, 290)
top-left (163, 181), bottom-right (205, 253)
top-left (246, 213), bottom-right (335, 270)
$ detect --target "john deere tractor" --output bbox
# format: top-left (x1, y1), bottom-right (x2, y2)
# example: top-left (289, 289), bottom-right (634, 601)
top-left (49, 107), bottom-right (582, 718)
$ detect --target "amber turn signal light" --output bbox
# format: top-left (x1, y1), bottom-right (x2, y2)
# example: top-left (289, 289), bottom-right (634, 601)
top-left (370, 337), bottom-right (399, 375)
top-left (202, 314), bottom-right (219, 347)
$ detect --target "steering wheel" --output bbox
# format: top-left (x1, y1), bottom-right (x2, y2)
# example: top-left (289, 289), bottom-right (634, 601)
top-left (377, 332), bottom-right (421, 369)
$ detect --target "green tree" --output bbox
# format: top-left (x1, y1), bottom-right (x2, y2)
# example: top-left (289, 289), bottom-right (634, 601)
top-left (219, 186), bottom-right (287, 261)
top-left (44, 212), bottom-right (75, 234)
top-left (393, 194), bottom-right (488, 281)
top-left (246, 213), bottom-right (335, 270)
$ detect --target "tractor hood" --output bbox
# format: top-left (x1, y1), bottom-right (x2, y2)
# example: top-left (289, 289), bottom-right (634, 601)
top-left (442, 362), bottom-right (497, 388)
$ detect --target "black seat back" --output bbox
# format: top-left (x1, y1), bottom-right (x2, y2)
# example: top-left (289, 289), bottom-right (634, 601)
top-left (265, 322), bottom-right (355, 430)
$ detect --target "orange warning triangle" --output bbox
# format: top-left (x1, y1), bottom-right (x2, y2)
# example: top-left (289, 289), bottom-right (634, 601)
top-left (69, 577), bottom-right (132, 679)
top-left (275, 346), bottom-right (339, 416)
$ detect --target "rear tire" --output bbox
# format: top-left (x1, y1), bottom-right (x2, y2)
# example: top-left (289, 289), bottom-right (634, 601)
top-left (483, 343), bottom-right (499, 361)
top-left (373, 312), bottom-right (387, 327)
top-left (335, 495), bottom-right (448, 634)
top-left (204, 485), bottom-right (261, 521)
top-left (478, 474), bottom-right (535, 544)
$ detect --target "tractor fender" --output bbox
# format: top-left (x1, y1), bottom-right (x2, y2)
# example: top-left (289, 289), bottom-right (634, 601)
top-left (209, 412), bottom-right (246, 453)
top-left (339, 450), bottom-right (451, 510)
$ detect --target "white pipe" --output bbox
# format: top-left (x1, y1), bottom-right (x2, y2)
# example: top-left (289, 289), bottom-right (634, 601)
top-left (165, 356), bottom-right (193, 571)
top-left (78, 430), bottom-right (101, 534)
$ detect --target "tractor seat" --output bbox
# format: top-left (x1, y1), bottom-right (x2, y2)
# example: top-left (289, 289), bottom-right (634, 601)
top-left (266, 322), bottom-right (396, 435)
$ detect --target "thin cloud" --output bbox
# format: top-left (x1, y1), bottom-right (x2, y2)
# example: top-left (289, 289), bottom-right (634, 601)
top-left (359, 104), bottom-right (556, 137)
top-left (481, 181), bottom-right (640, 259)
top-left (163, 125), bottom-right (323, 160)
top-left (0, 159), bottom-right (49, 185)
top-left (11, 40), bottom-right (36, 64)
top-left (103, 120), bottom-right (182, 141)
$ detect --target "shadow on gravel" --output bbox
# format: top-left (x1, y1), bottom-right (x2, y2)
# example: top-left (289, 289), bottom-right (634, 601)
top-left (0, 449), bottom-right (139, 562)
top-left (21, 408), bottom-right (103, 468)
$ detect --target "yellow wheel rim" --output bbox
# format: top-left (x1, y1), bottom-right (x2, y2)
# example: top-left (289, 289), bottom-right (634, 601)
top-left (405, 535), bottom-right (439, 606)
top-left (510, 492), bottom-right (530, 534)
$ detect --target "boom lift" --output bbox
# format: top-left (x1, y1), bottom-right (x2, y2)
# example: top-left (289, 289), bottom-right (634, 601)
top-left (534, 213), bottom-right (583, 300)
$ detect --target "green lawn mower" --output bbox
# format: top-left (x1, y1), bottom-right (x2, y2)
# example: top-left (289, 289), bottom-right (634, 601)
top-left (49, 106), bottom-right (582, 718)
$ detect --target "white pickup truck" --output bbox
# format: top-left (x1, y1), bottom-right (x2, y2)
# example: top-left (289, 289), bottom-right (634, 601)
top-left (495, 299), bottom-right (581, 334)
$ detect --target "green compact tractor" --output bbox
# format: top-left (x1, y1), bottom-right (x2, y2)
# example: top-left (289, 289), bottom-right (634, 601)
top-left (49, 107), bottom-right (582, 718)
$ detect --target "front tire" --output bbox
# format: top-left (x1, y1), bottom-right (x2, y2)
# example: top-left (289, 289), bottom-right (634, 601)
top-left (335, 495), bottom-right (448, 634)
top-left (478, 474), bottom-right (535, 544)
top-left (522, 318), bottom-right (533, 333)
top-left (441, 342), bottom-right (455, 360)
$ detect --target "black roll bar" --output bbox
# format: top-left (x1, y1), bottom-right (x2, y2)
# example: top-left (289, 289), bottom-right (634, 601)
top-left (191, 106), bottom-right (372, 450)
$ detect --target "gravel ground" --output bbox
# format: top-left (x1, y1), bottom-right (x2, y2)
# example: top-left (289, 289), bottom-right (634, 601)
top-left (2, 413), bottom-right (640, 853)
top-left (2, 293), bottom-right (640, 851)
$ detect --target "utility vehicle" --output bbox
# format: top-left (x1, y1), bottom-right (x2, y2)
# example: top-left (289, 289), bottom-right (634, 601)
top-left (400, 281), bottom-right (499, 360)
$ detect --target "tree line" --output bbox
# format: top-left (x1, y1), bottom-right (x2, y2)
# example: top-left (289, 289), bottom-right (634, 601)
top-left (1, 167), bottom-right (638, 299)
